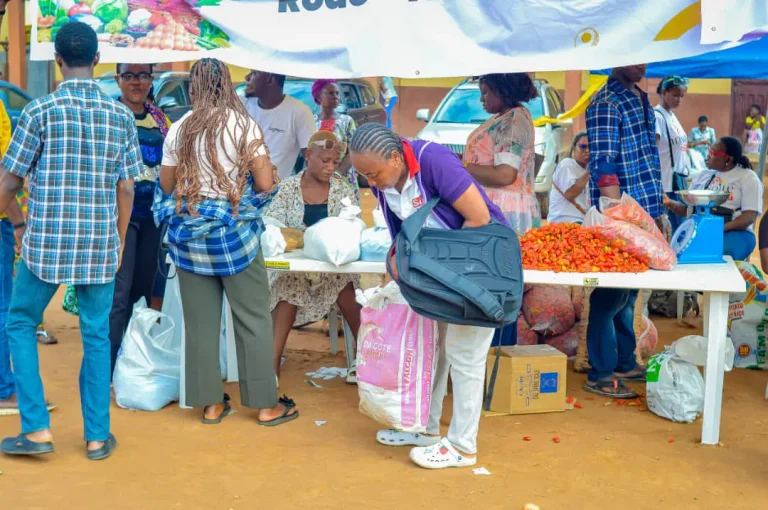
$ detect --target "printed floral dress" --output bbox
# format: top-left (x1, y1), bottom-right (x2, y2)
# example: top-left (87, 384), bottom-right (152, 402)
top-left (315, 114), bottom-right (359, 201)
top-left (463, 107), bottom-right (541, 234)
top-left (264, 172), bottom-right (359, 326)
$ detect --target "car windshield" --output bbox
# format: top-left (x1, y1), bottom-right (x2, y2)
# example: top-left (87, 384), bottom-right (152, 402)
top-left (94, 77), bottom-right (121, 99)
top-left (432, 87), bottom-right (544, 124)
top-left (237, 80), bottom-right (347, 115)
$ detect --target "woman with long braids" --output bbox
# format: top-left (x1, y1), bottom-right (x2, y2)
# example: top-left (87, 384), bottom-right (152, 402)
top-left (463, 73), bottom-right (541, 234)
top-left (155, 59), bottom-right (298, 427)
top-left (350, 123), bottom-right (507, 470)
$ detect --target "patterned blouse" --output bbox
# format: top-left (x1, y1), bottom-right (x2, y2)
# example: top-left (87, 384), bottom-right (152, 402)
top-left (463, 107), bottom-right (540, 234)
top-left (264, 170), bottom-right (358, 230)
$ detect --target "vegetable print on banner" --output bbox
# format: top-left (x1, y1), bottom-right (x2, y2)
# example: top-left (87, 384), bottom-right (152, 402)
top-left (30, 0), bottom-right (764, 77)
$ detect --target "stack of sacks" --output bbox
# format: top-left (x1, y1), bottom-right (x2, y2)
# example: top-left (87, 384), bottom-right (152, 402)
top-left (519, 284), bottom-right (659, 364)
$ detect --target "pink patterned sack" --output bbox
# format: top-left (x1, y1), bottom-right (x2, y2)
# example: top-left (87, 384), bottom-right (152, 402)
top-left (356, 283), bottom-right (438, 433)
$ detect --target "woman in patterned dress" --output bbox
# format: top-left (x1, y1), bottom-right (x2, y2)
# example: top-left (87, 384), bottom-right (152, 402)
top-left (463, 73), bottom-right (541, 234)
top-left (264, 131), bottom-right (361, 380)
top-left (311, 79), bottom-right (359, 201)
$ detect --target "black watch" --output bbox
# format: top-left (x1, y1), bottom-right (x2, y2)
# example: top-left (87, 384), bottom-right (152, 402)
top-left (12, 221), bottom-right (25, 230)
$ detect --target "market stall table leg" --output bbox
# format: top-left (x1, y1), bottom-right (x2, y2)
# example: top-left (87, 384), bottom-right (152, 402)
top-left (701, 291), bottom-right (729, 445)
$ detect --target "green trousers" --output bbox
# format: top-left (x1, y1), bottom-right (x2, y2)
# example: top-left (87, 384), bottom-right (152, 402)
top-left (178, 252), bottom-right (277, 409)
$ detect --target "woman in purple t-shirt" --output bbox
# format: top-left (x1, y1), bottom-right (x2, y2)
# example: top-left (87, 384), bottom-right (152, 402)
top-left (350, 123), bottom-right (504, 470)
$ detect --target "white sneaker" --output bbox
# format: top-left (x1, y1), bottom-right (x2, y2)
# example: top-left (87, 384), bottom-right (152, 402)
top-left (376, 429), bottom-right (440, 447)
top-left (409, 438), bottom-right (477, 470)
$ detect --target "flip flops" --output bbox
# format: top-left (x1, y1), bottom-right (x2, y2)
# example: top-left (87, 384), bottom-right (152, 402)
top-left (86, 433), bottom-right (118, 461)
top-left (614, 366), bottom-right (647, 383)
top-left (584, 379), bottom-right (638, 399)
top-left (202, 394), bottom-right (233, 425)
top-left (258, 395), bottom-right (299, 427)
top-left (1, 434), bottom-right (55, 456)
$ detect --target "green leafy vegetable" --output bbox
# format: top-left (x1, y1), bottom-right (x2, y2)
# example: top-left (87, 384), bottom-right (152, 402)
top-left (195, 0), bottom-right (221, 6)
top-left (198, 20), bottom-right (229, 42)
top-left (91, 0), bottom-right (128, 24)
top-left (105, 19), bottom-right (124, 34)
top-left (38, 0), bottom-right (57, 18)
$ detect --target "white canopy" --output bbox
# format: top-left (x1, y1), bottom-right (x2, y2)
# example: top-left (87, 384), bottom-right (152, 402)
top-left (31, 0), bottom-right (768, 77)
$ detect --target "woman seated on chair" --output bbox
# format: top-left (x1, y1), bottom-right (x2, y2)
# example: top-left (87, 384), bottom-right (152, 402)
top-left (264, 131), bottom-right (362, 379)
top-left (664, 136), bottom-right (763, 261)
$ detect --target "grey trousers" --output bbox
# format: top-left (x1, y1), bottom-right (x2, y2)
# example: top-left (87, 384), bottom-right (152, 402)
top-left (177, 252), bottom-right (277, 409)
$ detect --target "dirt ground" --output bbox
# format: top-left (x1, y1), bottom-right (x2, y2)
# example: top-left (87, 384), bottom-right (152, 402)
top-left (2, 190), bottom-right (768, 510)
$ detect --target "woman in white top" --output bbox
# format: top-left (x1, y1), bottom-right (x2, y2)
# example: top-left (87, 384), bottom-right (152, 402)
top-left (664, 137), bottom-right (763, 261)
top-left (548, 131), bottom-right (590, 224)
top-left (654, 76), bottom-right (691, 230)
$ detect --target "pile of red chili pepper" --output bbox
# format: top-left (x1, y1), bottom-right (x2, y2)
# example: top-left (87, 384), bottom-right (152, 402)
top-left (520, 223), bottom-right (648, 273)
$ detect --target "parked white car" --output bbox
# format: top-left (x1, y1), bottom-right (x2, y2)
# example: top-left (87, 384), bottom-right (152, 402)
top-left (415, 78), bottom-right (571, 217)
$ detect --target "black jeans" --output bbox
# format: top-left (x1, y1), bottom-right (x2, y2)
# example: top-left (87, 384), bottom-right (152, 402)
top-left (109, 217), bottom-right (162, 375)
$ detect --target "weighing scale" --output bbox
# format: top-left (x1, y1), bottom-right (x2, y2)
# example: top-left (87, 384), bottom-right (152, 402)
top-left (670, 190), bottom-right (731, 265)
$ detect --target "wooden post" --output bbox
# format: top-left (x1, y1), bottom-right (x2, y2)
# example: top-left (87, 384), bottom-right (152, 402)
top-left (7, 0), bottom-right (26, 89)
top-left (565, 70), bottom-right (583, 133)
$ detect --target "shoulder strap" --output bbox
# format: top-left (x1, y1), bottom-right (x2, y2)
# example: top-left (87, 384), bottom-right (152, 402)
top-left (401, 197), bottom-right (440, 242)
top-left (552, 179), bottom-right (587, 215)
top-left (658, 109), bottom-right (675, 167)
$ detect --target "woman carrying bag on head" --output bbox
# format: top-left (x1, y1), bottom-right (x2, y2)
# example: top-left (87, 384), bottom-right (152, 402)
top-left (654, 75), bottom-right (691, 233)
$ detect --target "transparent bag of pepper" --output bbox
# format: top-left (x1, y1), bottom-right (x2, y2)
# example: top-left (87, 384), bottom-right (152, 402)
top-left (599, 194), bottom-right (667, 242)
top-left (584, 208), bottom-right (677, 271)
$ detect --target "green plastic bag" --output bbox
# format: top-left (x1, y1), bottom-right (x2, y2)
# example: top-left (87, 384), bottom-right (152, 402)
top-left (62, 285), bottom-right (79, 316)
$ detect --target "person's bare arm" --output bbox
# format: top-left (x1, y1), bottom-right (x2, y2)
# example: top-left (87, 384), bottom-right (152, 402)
top-left (451, 184), bottom-right (492, 228)
top-left (563, 171), bottom-right (590, 201)
top-left (0, 171), bottom-right (23, 218)
top-left (339, 154), bottom-right (353, 176)
top-left (159, 165), bottom-right (176, 195)
top-left (250, 154), bottom-right (276, 193)
top-left (724, 211), bottom-right (758, 232)
top-left (464, 163), bottom-right (518, 188)
top-left (761, 247), bottom-right (768, 276)
top-left (663, 194), bottom-right (688, 217)
top-left (116, 180), bottom-right (134, 267)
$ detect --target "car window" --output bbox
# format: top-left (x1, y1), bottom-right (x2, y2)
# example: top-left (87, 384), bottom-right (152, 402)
top-left (341, 83), bottom-right (361, 110)
top-left (433, 87), bottom-right (545, 124)
top-left (360, 85), bottom-right (377, 107)
top-left (545, 88), bottom-right (564, 117)
top-left (94, 78), bottom-right (122, 99)
top-left (6, 90), bottom-right (29, 110)
top-left (284, 81), bottom-right (318, 114)
top-left (157, 80), bottom-right (188, 108)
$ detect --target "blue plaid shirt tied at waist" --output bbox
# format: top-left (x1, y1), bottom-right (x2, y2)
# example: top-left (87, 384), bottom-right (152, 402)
top-left (153, 186), bottom-right (276, 277)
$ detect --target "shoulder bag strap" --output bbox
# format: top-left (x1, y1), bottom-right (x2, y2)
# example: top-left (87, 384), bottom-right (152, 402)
top-left (659, 110), bottom-right (675, 168)
top-left (401, 197), bottom-right (440, 243)
top-left (552, 180), bottom-right (588, 215)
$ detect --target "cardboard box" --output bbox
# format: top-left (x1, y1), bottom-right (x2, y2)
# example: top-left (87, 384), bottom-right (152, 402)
top-left (485, 344), bottom-right (566, 416)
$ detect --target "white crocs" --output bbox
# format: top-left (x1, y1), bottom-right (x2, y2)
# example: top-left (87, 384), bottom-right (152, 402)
top-left (376, 430), bottom-right (440, 447)
top-left (409, 438), bottom-right (477, 470)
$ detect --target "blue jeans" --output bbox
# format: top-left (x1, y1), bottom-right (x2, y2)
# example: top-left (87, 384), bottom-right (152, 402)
top-left (0, 221), bottom-right (15, 400)
top-left (586, 288), bottom-right (639, 382)
top-left (7, 262), bottom-right (115, 441)
top-left (723, 230), bottom-right (756, 262)
top-left (493, 320), bottom-right (518, 347)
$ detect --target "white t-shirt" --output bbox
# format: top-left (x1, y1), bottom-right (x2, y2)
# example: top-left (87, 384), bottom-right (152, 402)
top-left (243, 95), bottom-right (315, 181)
top-left (381, 177), bottom-right (444, 229)
top-left (690, 166), bottom-right (763, 231)
top-left (548, 158), bottom-right (590, 224)
top-left (162, 110), bottom-right (268, 199)
top-left (655, 106), bottom-right (690, 193)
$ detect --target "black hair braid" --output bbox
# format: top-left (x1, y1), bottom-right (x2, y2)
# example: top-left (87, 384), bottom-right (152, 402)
top-left (349, 123), bottom-right (404, 159)
top-left (720, 136), bottom-right (752, 169)
top-left (479, 73), bottom-right (538, 108)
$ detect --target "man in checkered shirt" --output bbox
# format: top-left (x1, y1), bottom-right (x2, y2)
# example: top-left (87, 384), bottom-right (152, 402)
top-left (0, 22), bottom-right (141, 460)
top-left (583, 65), bottom-right (663, 400)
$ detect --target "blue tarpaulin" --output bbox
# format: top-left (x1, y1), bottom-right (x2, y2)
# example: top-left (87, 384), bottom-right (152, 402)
top-left (594, 36), bottom-right (768, 79)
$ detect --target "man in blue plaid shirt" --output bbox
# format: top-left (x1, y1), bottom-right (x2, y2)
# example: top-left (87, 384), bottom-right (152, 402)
top-left (584, 65), bottom-right (662, 400)
top-left (0, 22), bottom-right (141, 460)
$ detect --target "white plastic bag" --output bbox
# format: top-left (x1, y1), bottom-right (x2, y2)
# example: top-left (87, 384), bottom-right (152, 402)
top-left (304, 197), bottom-right (366, 266)
top-left (260, 224), bottom-right (286, 258)
top-left (356, 282), bottom-right (439, 433)
top-left (113, 299), bottom-right (179, 411)
top-left (645, 335), bottom-right (717, 423)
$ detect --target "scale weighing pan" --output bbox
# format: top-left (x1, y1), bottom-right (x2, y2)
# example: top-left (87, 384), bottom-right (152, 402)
top-left (671, 190), bottom-right (730, 265)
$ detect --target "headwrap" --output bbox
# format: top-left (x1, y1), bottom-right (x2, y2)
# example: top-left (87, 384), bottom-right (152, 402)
top-left (659, 75), bottom-right (689, 91)
top-left (311, 79), bottom-right (338, 105)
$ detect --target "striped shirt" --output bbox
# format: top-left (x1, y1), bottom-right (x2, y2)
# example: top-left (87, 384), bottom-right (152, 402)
top-left (586, 77), bottom-right (663, 218)
top-left (2, 80), bottom-right (143, 284)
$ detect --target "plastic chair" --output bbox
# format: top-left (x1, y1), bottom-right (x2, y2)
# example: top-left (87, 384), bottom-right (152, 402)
top-left (328, 308), bottom-right (355, 371)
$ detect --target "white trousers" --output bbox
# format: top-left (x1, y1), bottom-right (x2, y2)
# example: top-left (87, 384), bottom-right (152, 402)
top-left (426, 323), bottom-right (495, 454)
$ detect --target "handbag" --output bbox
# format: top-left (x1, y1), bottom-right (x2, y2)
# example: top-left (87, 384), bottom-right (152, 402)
top-left (552, 181), bottom-right (587, 215)
top-left (387, 197), bottom-right (524, 329)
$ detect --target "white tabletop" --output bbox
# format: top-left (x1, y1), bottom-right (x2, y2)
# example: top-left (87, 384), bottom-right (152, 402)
top-left (264, 252), bottom-right (745, 293)
top-left (264, 250), bottom-right (387, 274)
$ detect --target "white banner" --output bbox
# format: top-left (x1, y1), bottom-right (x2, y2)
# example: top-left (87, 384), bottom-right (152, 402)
top-left (700, 0), bottom-right (768, 44)
top-left (30, 0), bottom-right (763, 78)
